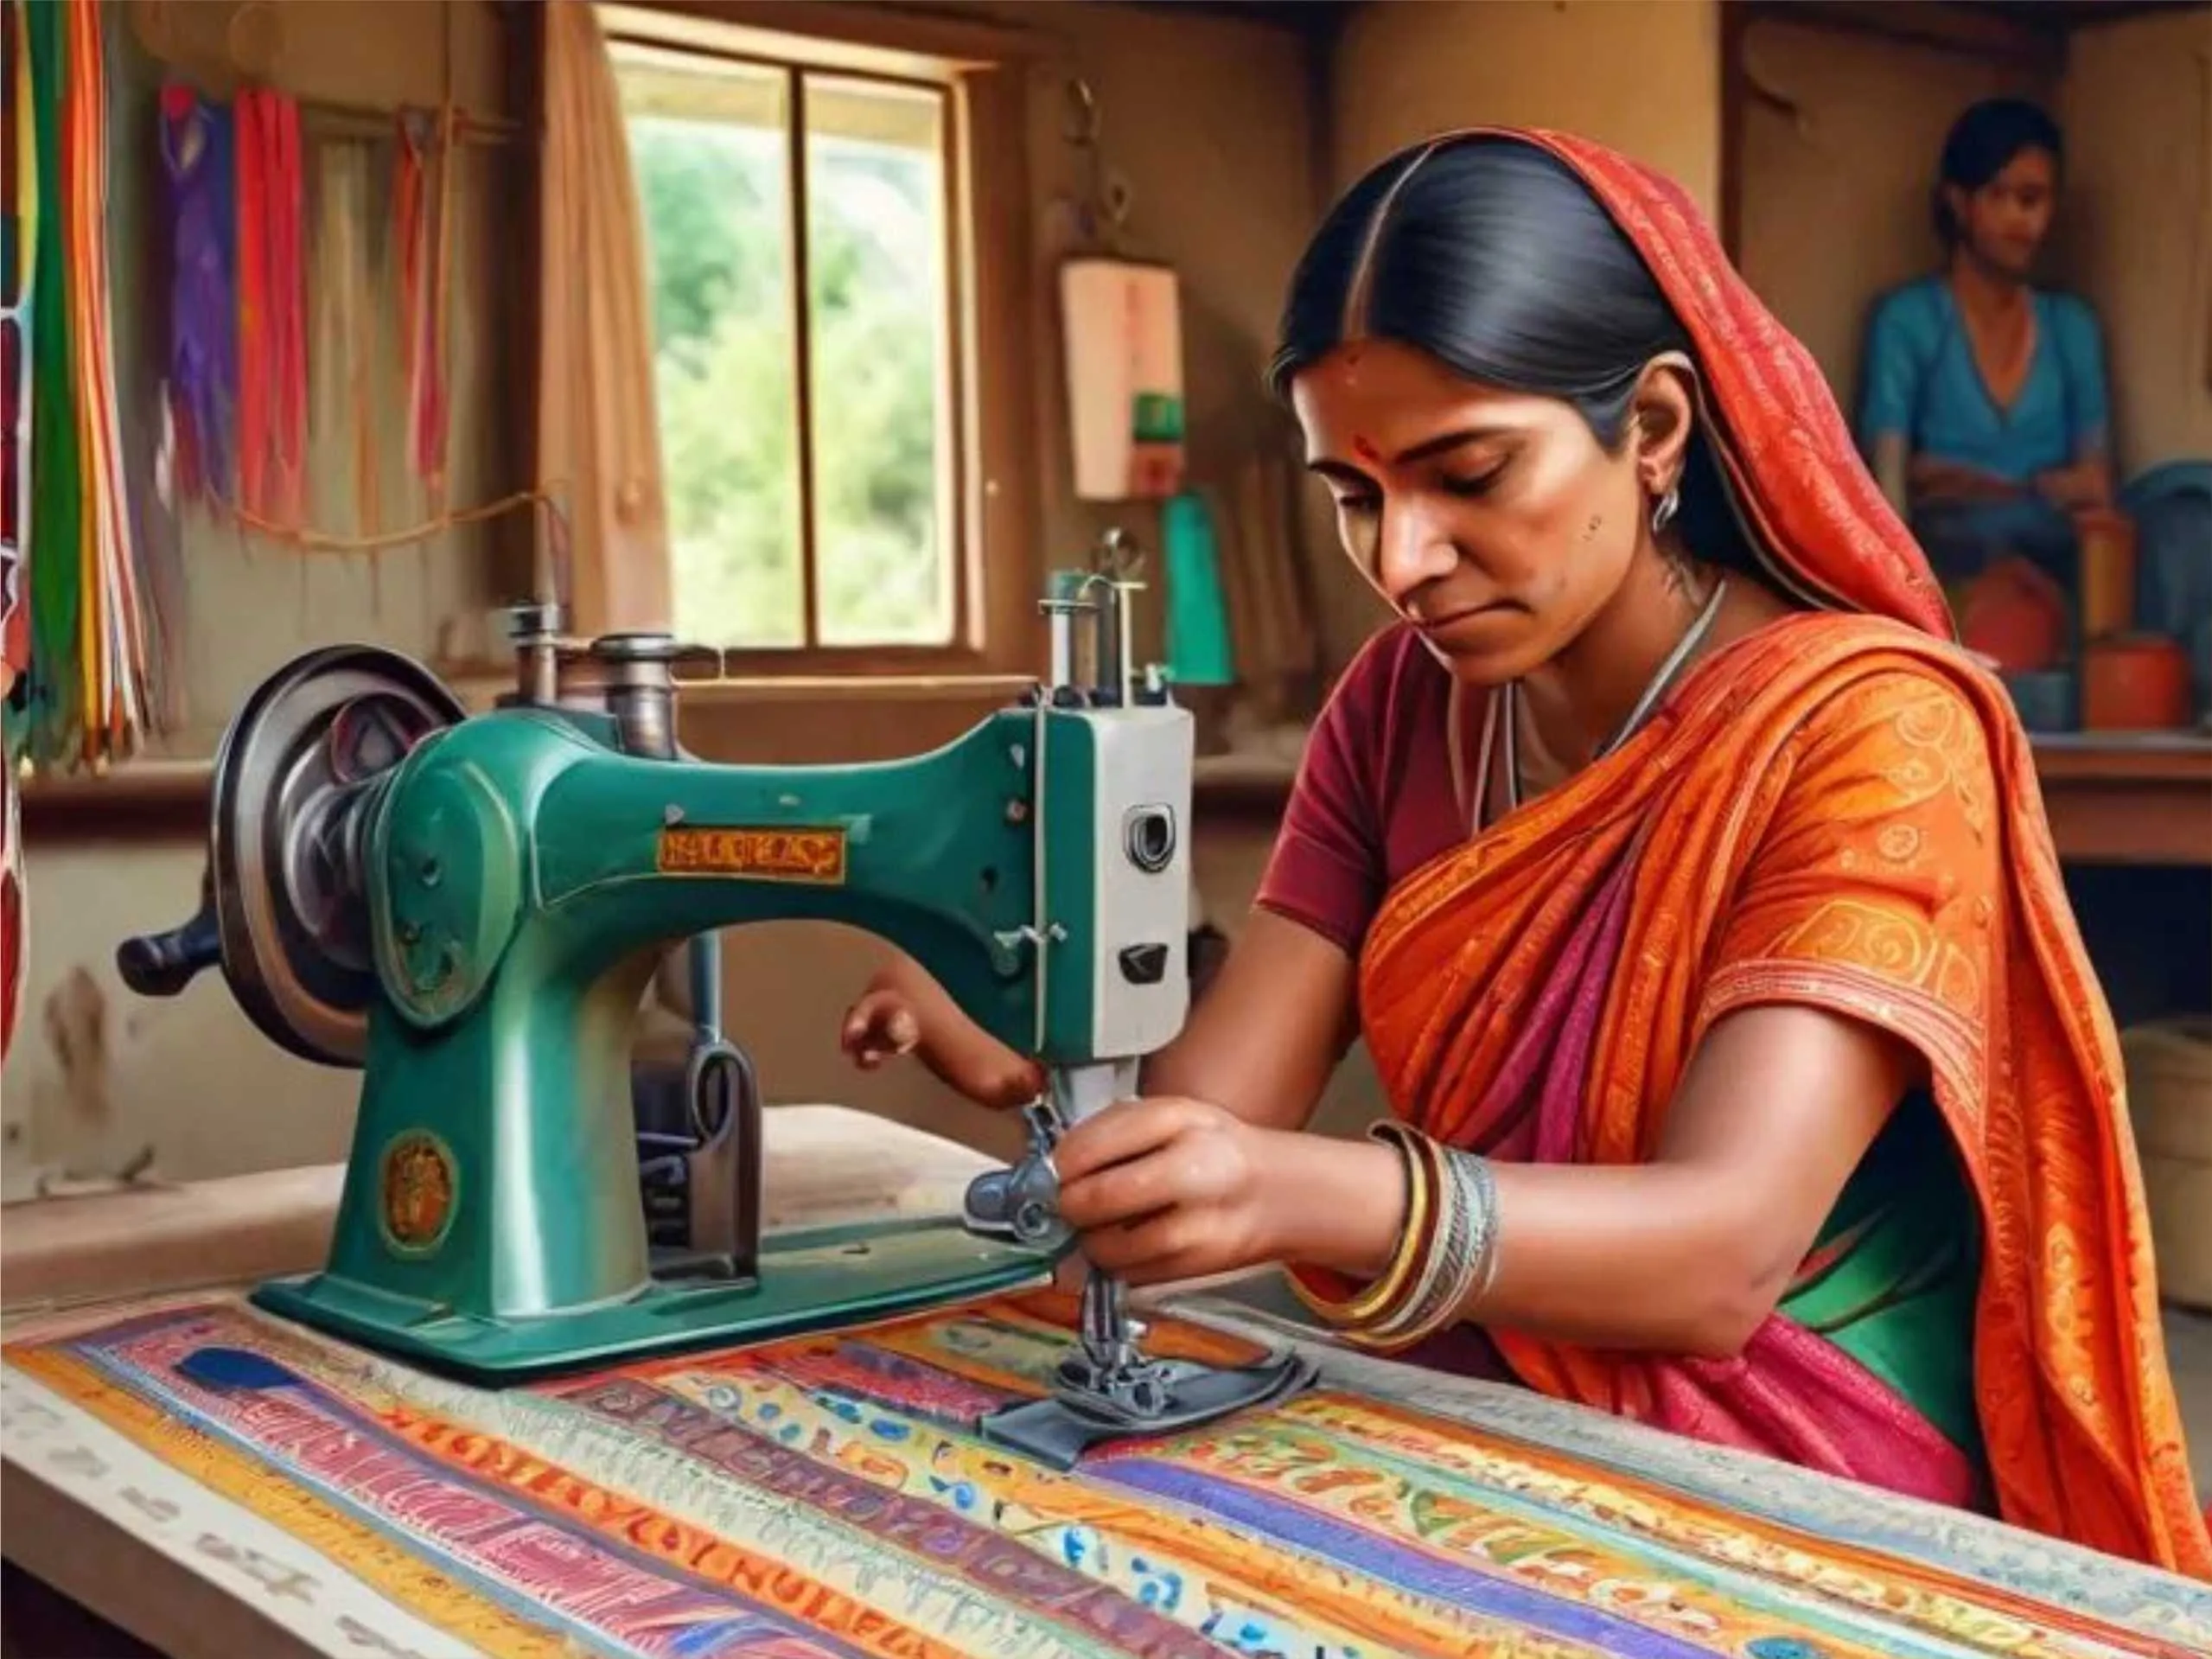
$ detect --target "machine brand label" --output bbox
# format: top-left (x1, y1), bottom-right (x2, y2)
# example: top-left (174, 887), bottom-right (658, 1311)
top-left (379, 1131), bottom-right (458, 1256)
top-left (656, 826), bottom-right (848, 884)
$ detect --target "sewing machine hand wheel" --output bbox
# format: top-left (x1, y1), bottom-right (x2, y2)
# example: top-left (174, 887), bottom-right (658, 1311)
top-left (114, 646), bottom-right (467, 1066)
top-left (116, 871), bottom-right (223, 999)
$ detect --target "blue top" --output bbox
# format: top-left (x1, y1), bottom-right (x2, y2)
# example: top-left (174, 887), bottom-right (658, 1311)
top-left (1858, 276), bottom-right (2108, 482)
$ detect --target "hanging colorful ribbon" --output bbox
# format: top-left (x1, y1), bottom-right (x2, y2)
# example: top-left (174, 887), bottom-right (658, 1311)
top-left (2, 0), bottom-right (35, 703)
top-left (10, 0), bottom-right (160, 773)
top-left (233, 85), bottom-right (307, 531)
top-left (393, 109), bottom-right (450, 513)
top-left (20, 0), bottom-right (78, 769)
top-left (160, 84), bottom-right (236, 511)
top-left (234, 86), bottom-right (268, 521)
top-left (66, 0), bottom-right (149, 764)
top-left (309, 137), bottom-right (380, 549)
top-left (271, 92), bottom-right (305, 529)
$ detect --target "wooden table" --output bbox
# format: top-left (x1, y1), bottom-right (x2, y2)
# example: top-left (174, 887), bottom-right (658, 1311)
top-left (4, 1110), bottom-right (2206, 1658)
top-left (0, 1106), bottom-right (1004, 1659)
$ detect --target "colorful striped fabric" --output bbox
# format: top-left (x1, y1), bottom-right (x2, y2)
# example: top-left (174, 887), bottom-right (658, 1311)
top-left (7, 1288), bottom-right (2210, 1658)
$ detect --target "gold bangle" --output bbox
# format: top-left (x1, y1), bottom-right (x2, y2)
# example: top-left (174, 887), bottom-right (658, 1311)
top-left (1290, 1120), bottom-right (1431, 1328)
top-left (1377, 1145), bottom-right (1498, 1349)
top-left (1355, 1130), bottom-right (1467, 1350)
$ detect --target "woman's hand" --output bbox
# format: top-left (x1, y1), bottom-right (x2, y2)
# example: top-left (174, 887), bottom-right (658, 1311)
top-left (1054, 1097), bottom-right (1287, 1286)
top-left (838, 957), bottom-right (1043, 1111)
top-left (840, 986), bottom-right (921, 1069)
top-left (1055, 1097), bottom-right (1406, 1288)
top-left (2035, 455), bottom-right (2113, 514)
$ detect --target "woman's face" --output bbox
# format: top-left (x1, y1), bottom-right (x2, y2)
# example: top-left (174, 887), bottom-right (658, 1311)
top-left (1950, 145), bottom-right (2057, 279)
top-left (1291, 338), bottom-right (1671, 685)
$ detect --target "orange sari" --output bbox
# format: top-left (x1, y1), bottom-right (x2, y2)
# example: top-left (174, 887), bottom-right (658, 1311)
top-left (1305, 130), bottom-right (2211, 1578)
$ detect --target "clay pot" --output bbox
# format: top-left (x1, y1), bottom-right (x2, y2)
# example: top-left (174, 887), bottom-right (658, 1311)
top-left (2081, 634), bottom-right (2194, 731)
top-left (2073, 507), bottom-right (2139, 641)
top-left (1957, 557), bottom-right (2069, 673)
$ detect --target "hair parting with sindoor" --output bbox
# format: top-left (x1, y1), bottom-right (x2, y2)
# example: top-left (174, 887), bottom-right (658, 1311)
top-left (1271, 137), bottom-right (1762, 579)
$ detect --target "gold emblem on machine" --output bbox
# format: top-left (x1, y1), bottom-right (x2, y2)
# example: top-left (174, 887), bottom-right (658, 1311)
top-left (379, 1131), bottom-right (458, 1254)
top-left (656, 826), bottom-right (848, 884)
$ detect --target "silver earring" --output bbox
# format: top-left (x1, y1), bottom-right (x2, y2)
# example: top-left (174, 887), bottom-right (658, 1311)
top-left (1650, 485), bottom-right (1680, 538)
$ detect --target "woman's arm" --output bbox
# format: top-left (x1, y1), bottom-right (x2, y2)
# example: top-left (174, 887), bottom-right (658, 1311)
top-left (1906, 451), bottom-right (2025, 507)
top-left (2034, 450), bottom-right (2113, 512)
top-left (851, 910), bottom-right (1359, 1131)
top-left (1061, 1002), bottom-right (1912, 1356)
top-left (1279, 1003), bottom-right (1916, 1356)
top-left (2039, 297), bottom-right (2113, 511)
top-left (1142, 911), bottom-right (1359, 1130)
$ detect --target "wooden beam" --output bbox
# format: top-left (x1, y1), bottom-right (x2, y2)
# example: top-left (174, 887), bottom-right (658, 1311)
top-left (1741, 0), bottom-right (2066, 70)
top-left (1967, 0), bottom-right (2210, 33)
top-left (1110, 1), bottom-right (1355, 41)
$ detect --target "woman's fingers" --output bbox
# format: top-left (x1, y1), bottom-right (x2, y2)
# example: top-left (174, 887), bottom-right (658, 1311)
top-left (1058, 1148), bottom-right (1174, 1233)
top-left (1076, 1206), bottom-right (1198, 1279)
top-left (840, 992), bottom-right (918, 1066)
top-left (1053, 1095), bottom-right (1205, 1186)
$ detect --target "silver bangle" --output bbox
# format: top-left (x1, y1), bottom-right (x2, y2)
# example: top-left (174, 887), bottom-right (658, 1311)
top-left (1361, 1143), bottom-right (1469, 1347)
top-left (1462, 1151), bottom-right (1502, 1301)
top-left (1370, 1147), bottom-right (1498, 1346)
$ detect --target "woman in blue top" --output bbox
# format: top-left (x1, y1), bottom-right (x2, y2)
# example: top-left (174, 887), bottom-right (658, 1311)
top-left (1858, 99), bottom-right (2113, 590)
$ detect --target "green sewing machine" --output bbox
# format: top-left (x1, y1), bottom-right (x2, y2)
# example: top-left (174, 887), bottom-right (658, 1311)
top-left (118, 564), bottom-right (1310, 1465)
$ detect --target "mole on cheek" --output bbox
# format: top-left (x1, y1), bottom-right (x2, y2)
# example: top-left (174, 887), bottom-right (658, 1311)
top-left (1582, 513), bottom-right (1603, 541)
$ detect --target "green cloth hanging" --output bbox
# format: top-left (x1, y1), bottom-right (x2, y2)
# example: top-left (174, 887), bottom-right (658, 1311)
top-left (23, 0), bottom-right (80, 768)
top-left (1162, 491), bottom-right (1233, 687)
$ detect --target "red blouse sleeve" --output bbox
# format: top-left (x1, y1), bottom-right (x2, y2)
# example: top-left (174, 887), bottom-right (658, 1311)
top-left (1253, 636), bottom-right (1392, 957)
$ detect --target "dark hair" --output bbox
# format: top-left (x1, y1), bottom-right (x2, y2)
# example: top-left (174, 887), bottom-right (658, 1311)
top-left (1270, 137), bottom-right (1759, 577)
top-left (1934, 98), bottom-right (2063, 245)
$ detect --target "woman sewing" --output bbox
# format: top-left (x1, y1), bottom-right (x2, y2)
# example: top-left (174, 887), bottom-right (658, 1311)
top-left (842, 130), bottom-right (2210, 1576)
top-left (1858, 98), bottom-right (2114, 591)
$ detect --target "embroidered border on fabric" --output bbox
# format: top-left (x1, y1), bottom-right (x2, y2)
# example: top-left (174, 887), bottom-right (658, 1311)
top-left (1699, 958), bottom-right (1985, 1113)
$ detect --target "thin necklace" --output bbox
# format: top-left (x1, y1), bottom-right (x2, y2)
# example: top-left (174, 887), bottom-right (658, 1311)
top-left (1450, 577), bottom-right (1730, 833)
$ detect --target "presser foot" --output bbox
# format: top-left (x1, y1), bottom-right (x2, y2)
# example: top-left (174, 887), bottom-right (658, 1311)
top-left (975, 1270), bottom-right (1316, 1470)
top-left (976, 1346), bottom-right (1316, 1471)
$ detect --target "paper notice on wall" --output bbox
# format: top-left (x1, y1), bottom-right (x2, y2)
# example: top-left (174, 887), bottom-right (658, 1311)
top-left (1061, 258), bottom-right (1186, 502)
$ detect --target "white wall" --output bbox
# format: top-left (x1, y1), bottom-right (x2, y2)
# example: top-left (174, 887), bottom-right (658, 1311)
top-left (2059, 7), bottom-right (2212, 473)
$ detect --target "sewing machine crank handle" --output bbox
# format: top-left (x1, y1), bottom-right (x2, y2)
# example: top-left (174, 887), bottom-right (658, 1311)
top-left (116, 871), bottom-right (222, 999)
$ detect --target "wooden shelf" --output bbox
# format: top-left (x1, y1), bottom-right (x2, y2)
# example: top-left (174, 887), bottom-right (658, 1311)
top-left (16, 761), bottom-right (215, 840)
top-left (20, 734), bottom-right (2210, 865)
top-left (2026, 736), bottom-right (2212, 783)
top-left (2028, 736), bottom-right (2212, 866)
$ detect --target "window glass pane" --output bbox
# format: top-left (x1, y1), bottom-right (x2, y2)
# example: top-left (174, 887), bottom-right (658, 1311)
top-left (621, 56), bottom-right (805, 648)
top-left (804, 75), bottom-right (954, 648)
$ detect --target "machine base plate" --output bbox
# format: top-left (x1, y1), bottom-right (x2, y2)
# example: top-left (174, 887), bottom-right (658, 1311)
top-left (251, 1217), bottom-right (1056, 1385)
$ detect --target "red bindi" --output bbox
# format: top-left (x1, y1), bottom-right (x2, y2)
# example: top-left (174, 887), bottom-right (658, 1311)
top-left (1351, 435), bottom-right (1381, 464)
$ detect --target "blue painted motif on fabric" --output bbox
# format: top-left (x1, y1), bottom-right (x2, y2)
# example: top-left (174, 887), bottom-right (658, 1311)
top-left (175, 1346), bottom-right (298, 1392)
top-left (1748, 1640), bottom-right (1829, 1659)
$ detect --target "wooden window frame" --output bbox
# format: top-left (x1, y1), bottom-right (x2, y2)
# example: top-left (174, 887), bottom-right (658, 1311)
top-left (595, 1), bottom-right (1046, 683)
